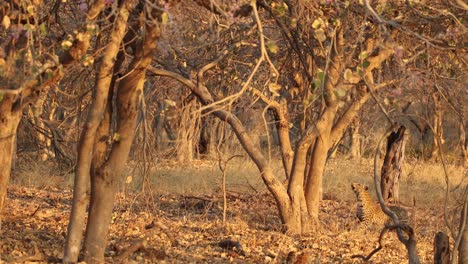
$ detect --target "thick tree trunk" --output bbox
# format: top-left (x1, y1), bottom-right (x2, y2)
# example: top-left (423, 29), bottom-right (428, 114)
top-left (63, 2), bottom-right (135, 262)
top-left (0, 95), bottom-right (22, 218)
top-left (381, 125), bottom-right (406, 204)
top-left (83, 74), bottom-right (143, 263)
top-left (82, 8), bottom-right (160, 261)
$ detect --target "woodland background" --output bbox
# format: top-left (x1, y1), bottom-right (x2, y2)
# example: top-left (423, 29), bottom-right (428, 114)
top-left (0, 0), bottom-right (466, 263)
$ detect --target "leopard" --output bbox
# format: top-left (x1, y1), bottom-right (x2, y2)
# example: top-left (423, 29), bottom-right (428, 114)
top-left (351, 183), bottom-right (409, 229)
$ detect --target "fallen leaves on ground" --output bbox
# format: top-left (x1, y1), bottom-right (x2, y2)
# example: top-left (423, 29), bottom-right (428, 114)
top-left (1, 185), bottom-right (442, 263)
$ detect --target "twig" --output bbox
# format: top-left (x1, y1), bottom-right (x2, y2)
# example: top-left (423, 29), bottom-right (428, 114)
top-left (351, 226), bottom-right (389, 261)
top-left (217, 153), bottom-right (243, 225)
top-left (114, 239), bottom-right (147, 263)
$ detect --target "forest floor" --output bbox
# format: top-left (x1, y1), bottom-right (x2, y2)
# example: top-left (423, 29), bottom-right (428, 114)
top-left (1, 158), bottom-right (465, 263)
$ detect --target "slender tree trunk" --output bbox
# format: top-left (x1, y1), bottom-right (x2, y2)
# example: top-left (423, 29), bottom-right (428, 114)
top-left (349, 119), bottom-right (361, 160)
top-left (0, 96), bottom-right (22, 218)
top-left (177, 100), bottom-right (196, 163)
top-left (381, 126), bottom-right (406, 204)
top-left (275, 99), bottom-right (294, 180)
top-left (459, 121), bottom-right (467, 167)
top-left (430, 92), bottom-right (444, 160)
top-left (459, 204), bottom-right (467, 264)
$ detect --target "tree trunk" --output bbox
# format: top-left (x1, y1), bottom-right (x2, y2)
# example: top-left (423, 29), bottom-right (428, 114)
top-left (82, 7), bottom-right (160, 261)
top-left (459, 205), bottom-right (467, 264)
top-left (381, 125), bottom-right (406, 204)
top-left (63, 2), bottom-right (135, 262)
top-left (0, 95), bottom-right (22, 218)
top-left (349, 119), bottom-right (361, 160)
top-left (434, 232), bottom-right (450, 264)
top-left (459, 121), bottom-right (467, 167)
top-left (177, 100), bottom-right (196, 163)
top-left (430, 92), bottom-right (444, 160)
top-left (305, 137), bottom-right (330, 222)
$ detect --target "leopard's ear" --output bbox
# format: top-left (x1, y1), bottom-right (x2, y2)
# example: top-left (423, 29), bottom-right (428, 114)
top-left (365, 185), bottom-right (369, 190)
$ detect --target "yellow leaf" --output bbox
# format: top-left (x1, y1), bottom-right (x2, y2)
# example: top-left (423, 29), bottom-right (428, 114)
top-left (126, 176), bottom-right (133, 184)
top-left (267, 41), bottom-right (279, 54)
top-left (161, 12), bottom-right (169, 25)
top-left (312, 18), bottom-right (323, 29)
top-left (2, 15), bottom-right (10, 29)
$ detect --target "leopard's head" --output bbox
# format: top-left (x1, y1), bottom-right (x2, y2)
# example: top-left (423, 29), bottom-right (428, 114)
top-left (351, 183), bottom-right (369, 196)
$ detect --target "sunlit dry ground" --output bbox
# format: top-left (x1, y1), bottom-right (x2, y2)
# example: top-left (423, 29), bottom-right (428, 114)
top-left (2, 158), bottom-right (464, 263)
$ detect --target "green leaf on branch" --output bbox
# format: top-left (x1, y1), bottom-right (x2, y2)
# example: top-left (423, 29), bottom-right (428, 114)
top-left (358, 51), bottom-right (368, 60)
top-left (267, 41), bottom-right (279, 54)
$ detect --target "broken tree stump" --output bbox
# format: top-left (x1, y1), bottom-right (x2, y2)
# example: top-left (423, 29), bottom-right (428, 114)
top-left (381, 125), bottom-right (406, 204)
top-left (434, 231), bottom-right (450, 264)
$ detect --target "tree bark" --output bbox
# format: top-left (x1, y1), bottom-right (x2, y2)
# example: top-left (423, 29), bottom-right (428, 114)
top-left (430, 92), bottom-right (444, 160)
top-left (459, 121), bottom-right (467, 167)
top-left (304, 128), bottom-right (332, 222)
top-left (381, 125), bottom-right (406, 204)
top-left (349, 119), bottom-right (361, 159)
top-left (0, 95), bottom-right (22, 218)
top-left (459, 204), bottom-right (467, 264)
top-left (63, 1), bottom-right (135, 262)
top-left (82, 8), bottom-right (160, 262)
top-left (434, 232), bottom-right (450, 264)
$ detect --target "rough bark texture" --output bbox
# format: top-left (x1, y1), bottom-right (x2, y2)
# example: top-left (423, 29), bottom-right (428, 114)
top-left (63, 1), bottom-right (135, 262)
top-left (381, 125), bottom-right (406, 204)
top-left (434, 232), bottom-right (450, 264)
top-left (0, 95), bottom-right (22, 219)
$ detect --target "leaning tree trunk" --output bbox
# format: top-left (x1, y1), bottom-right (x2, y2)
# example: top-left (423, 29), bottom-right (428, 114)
top-left (81, 10), bottom-right (160, 262)
top-left (0, 95), bottom-right (22, 218)
top-left (381, 125), bottom-right (406, 204)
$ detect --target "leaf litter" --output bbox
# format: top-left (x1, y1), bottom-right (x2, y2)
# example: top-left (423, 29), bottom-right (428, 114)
top-left (1, 184), bottom-right (444, 263)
